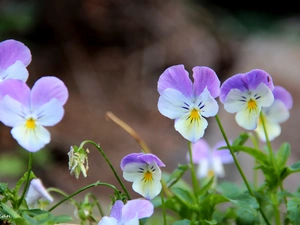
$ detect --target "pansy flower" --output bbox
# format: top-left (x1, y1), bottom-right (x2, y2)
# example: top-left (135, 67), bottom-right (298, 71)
top-left (157, 65), bottom-right (220, 143)
top-left (25, 178), bottom-right (53, 207)
top-left (121, 153), bottom-right (165, 200)
top-left (255, 86), bottom-right (293, 141)
top-left (187, 139), bottom-right (234, 179)
top-left (220, 69), bottom-right (274, 130)
top-left (98, 199), bottom-right (154, 225)
top-left (0, 77), bottom-right (68, 152)
top-left (0, 39), bottom-right (31, 82)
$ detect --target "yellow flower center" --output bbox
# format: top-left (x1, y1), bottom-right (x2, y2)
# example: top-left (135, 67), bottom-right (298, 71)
top-left (247, 99), bottom-right (257, 110)
top-left (190, 108), bottom-right (200, 120)
top-left (26, 118), bottom-right (36, 129)
top-left (207, 169), bottom-right (215, 178)
top-left (144, 171), bottom-right (153, 182)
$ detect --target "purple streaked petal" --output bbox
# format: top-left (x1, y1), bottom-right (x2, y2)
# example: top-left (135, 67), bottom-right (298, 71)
top-left (137, 154), bottom-right (165, 167)
top-left (212, 141), bottom-right (234, 164)
top-left (11, 123), bottom-right (51, 152)
top-left (0, 95), bottom-right (29, 127)
top-left (243, 69), bottom-right (274, 91)
top-left (188, 139), bottom-right (210, 163)
top-left (34, 98), bottom-right (65, 126)
top-left (121, 153), bottom-right (143, 170)
top-left (30, 76), bottom-right (68, 110)
top-left (0, 60), bottom-right (29, 82)
top-left (0, 79), bottom-right (30, 106)
top-left (123, 162), bottom-right (146, 182)
top-left (273, 86), bottom-right (293, 109)
top-left (110, 200), bottom-right (124, 221)
top-left (157, 65), bottom-right (193, 97)
top-left (0, 39), bottom-right (31, 70)
top-left (192, 66), bottom-right (220, 98)
top-left (122, 199), bottom-right (154, 221)
top-left (220, 73), bottom-right (245, 103)
top-left (158, 88), bottom-right (193, 119)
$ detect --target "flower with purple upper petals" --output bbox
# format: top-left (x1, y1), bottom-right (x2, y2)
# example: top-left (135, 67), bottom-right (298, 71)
top-left (187, 139), bottom-right (234, 179)
top-left (121, 153), bottom-right (165, 200)
top-left (0, 77), bottom-right (68, 152)
top-left (25, 178), bottom-right (53, 208)
top-left (0, 39), bottom-right (31, 82)
top-left (255, 86), bottom-right (293, 141)
top-left (157, 65), bottom-right (220, 143)
top-left (220, 69), bottom-right (275, 130)
top-left (98, 199), bottom-right (154, 225)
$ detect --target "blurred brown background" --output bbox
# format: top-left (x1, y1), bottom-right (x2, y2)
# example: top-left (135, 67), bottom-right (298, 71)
top-left (1, 0), bottom-right (300, 217)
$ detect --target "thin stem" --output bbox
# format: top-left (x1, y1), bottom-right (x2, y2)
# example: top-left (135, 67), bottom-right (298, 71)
top-left (79, 140), bottom-right (131, 200)
top-left (17, 152), bottom-right (33, 208)
top-left (160, 189), bottom-right (167, 225)
top-left (88, 193), bottom-right (105, 217)
top-left (249, 133), bottom-right (260, 189)
top-left (106, 111), bottom-right (151, 153)
top-left (188, 141), bottom-right (200, 195)
top-left (215, 115), bottom-right (271, 225)
top-left (47, 187), bottom-right (77, 206)
top-left (49, 181), bottom-right (118, 212)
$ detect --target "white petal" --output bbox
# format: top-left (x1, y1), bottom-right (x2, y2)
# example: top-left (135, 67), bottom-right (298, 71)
top-left (255, 83), bottom-right (274, 108)
top-left (0, 95), bottom-right (29, 126)
top-left (223, 88), bottom-right (247, 113)
top-left (123, 162), bottom-right (147, 182)
top-left (34, 98), bottom-right (65, 126)
top-left (98, 216), bottom-right (118, 225)
top-left (235, 106), bottom-right (260, 130)
top-left (25, 178), bottom-right (53, 206)
top-left (132, 178), bottom-right (162, 200)
top-left (264, 100), bottom-right (290, 123)
top-left (255, 116), bottom-right (281, 142)
top-left (174, 113), bottom-right (208, 143)
top-left (0, 60), bottom-right (28, 82)
top-left (124, 216), bottom-right (139, 225)
top-left (212, 157), bottom-right (225, 177)
top-left (195, 88), bottom-right (219, 117)
top-left (158, 88), bottom-right (193, 119)
top-left (197, 159), bottom-right (209, 179)
top-left (11, 123), bottom-right (51, 152)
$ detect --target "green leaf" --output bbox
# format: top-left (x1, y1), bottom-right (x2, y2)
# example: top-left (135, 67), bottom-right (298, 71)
top-left (281, 161), bottom-right (300, 180)
top-left (0, 183), bottom-right (7, 194)
top-left (287, 198), bottom-right (300, 224)
top-left (230, 145), bottom-right (269, 165)
top-left (232, 133), bottom-right (249, 146)
top-left (224, 193), bottom-right (259, 216)
top-left (276, 143), bottom-right (290, 170)
top-left (171, 187), bottom-right (198, 211)
top-left (0, 202), bottom-right (21, 219)
top-left (51, 215), bottom-right (73, 223)
top-left (166, 164), bottom-right (189, 188)
top-left (173, 219), bottom-right (191, 225)
top-left (204, 219), bottom-right (217, 224)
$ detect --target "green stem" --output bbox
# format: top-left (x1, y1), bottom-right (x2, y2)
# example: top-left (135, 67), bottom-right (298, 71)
top-left (88, 193), bottom-right (105, 217)
top-left (249, 133), bottom-right (260, 189)
top-left (17, 152), bottom-right (33, 208)
top-left (79, 140), bottom-right (131, 200)
top-left (188, 141), bottom-right (200, 195)
top-left (160, 190), bottom-right (167, 225)
top-left (47, 187), bottom-right (78, 206)
top-left (49, 181), bottom-right (118, 212)
top-left (215, 115), bottom-right (271, 225)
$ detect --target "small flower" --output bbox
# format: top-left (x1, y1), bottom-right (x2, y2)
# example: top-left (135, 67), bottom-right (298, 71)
top-left (98, 199), bottom-right (154, 225)
top-left (255, 86), bottom-right (293, 141)
top-left (187, 139), bottom-right (234, 179)
top-left (121, 153), bottom-right (165, 200)
top-left (0, 77), bottom-right (68, 152)
top-left (68, 146), bottom-right (89, 179)
top-left (157, 65), bottom-right (220, 143)
top-left (25, 178), bottom-right (53, 208)
top-left (220, 69), bottom-right (274, 130)
top-left (0, 39), bottom-right (31, 82)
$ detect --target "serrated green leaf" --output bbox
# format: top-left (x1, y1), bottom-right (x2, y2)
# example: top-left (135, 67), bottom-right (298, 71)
top-left (276, 143), bottom-right (290, 170)
top-left (171, 187), bottom-right (198, 211)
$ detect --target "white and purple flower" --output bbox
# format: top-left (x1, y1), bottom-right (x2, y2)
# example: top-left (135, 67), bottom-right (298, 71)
top-left (121, 153), bottom-right (165, 200)
top-left (0, 39), bottom-right (31, 82)
top-left (0, 77), bottom-right (68, 152)
top-left (98, 199), bottom-right (154, 225)
top-left (157, 65), bottom-right (220, 143)
top-left (187, 139), bottom-right (234, 179)
top-left (255, 86), bottom-right (293, 141)
top-left (25, 178), bottom-right (53, 207)
top-left (220, 69), bottom-right (274, 130)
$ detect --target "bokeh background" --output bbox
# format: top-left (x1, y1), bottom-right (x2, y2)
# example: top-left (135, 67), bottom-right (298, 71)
top-left (1, 0), bottom-right (300, 221)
